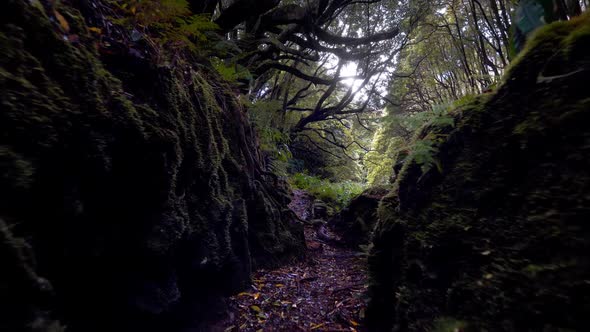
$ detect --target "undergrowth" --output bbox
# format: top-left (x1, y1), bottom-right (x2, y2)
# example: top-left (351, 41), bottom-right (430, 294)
top-left (110, 0), bottom-right (218, 55)
top-left (289, 173), bottom-right (365, 209)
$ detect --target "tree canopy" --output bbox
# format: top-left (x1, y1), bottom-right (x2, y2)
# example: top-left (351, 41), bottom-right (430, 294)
top-left (108, 0), bottom-right (587, 182)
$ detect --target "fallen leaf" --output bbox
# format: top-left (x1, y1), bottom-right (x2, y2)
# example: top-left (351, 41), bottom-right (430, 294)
top-left (88, 27), bottom-right (102, 34)
top-left (250, 305), bottom-right (262, 313)
top-left (253, 293), bottom-right (261, 300)
top-left (237, 292), bottom-right (250, 297)
top-left (54, 10), bottom-right (69, 32)
top-left (349, 320), bottom-right (359, 326)
top-left (311, 323), bottom-right (325, 330)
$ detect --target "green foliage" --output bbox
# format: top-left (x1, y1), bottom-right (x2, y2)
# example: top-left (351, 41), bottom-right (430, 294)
top-left (112, 1), bottom-right (253, 82)
top-left (110, 0), bottom-right (218, 54)
top-left (247, 100), bottom-right (293, 176)
top-left (403, 103), bottom-right (456, 173)
top-left (289, 173), bottom-right (365, 208)
top-left (364, 131), bottom-right (405, 186)
top-left (369, 15), bottom-right (590, 330)
top-left (248, 101), bottom-right (290, 151)
top-left (293, 119), bottom-right (368, 182)
top-left (211, 57), bottom-right (252, 82)
top-left (452, 93), bottom-right (480, 109)
top-left (365, 101), bottom-right (456, 185)
top-left (409, 139), bottom-right (439, 173)
top-left (401, 103), bottom-right (456, 132)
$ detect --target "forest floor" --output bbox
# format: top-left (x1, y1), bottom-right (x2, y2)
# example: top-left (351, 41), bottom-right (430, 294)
top-left (221, 190), bottom-right (368, 332)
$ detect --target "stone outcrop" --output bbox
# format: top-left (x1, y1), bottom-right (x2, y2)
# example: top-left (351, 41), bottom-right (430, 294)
top-left (0, 1), bottom-right (304, 331)
top-left (328, 186), bottom-right (389, 248)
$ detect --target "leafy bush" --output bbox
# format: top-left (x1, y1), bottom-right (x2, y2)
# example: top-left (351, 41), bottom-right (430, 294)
top-left (289, 173), bottom-right (365, 209)
top-left (110, 0), bottom-right (218, 54)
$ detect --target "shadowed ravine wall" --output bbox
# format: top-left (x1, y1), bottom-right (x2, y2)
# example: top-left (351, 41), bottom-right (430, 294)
top-left (367, 14), bottom-right (590, 331)
top-left (0, 1), bottom-right (304, 331)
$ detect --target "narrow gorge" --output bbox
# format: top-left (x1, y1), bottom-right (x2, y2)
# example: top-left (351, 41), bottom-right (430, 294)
top-left (1, 1), bottom-right (589, 331)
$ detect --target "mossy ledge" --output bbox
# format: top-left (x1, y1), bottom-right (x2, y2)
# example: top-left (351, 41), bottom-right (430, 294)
top-left (0, 1), bottom-right (304, 331)
top-left (367, 14), bottom-right (590, 331)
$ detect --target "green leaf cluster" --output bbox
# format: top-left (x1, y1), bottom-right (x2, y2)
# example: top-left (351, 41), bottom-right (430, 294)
top-left (210, 57), bottom-right (252, 83)
top-left (111, 0), bottom-right (218, 53)
top-left (409, 139), bottom-right (439, 173)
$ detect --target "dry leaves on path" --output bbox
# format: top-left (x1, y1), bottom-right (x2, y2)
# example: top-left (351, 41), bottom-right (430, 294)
top-left (222, 190), bottom-right (368, 332)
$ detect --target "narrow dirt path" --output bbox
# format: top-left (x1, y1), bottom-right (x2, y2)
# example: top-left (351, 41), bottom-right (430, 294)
top-left (222, 190), bottom-right (368, 332)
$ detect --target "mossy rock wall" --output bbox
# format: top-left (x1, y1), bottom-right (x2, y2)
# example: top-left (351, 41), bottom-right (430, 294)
top-left (0, 1), bottom-right (303, 331)
top-left (329, 186), bottom-right (389, 248)
top-left (367, 15), bottom-right (590, 331)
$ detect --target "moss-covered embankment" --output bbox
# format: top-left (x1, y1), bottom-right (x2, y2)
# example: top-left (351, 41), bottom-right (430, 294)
top-left (367, 15), bottom-right (590, 331)
top-left (0, 1), bottom-right (304, 331)
top-left (328, 186), bottom-right (389, 248)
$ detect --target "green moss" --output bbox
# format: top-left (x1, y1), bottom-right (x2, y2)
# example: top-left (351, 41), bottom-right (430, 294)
top-left (368, 14), bottom-right (590, 332)
top-left (0, 0), bottom-right (304, 330)
top-left (505, 12), bottom-right (590, 84)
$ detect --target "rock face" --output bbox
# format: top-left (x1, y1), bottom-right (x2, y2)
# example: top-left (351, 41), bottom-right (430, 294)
top-left (0, 1), bottom-right (303, 331)
top-left (329, 187), bottom-right (389, 248)
top-left (312, 199), bottom-right (329, 220)
top-left (367, 16), bottom-right (590, 331)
